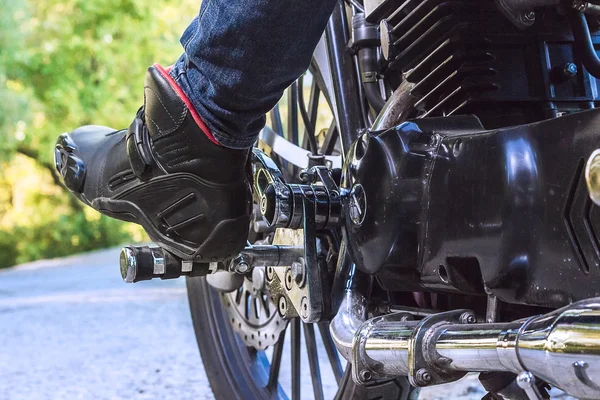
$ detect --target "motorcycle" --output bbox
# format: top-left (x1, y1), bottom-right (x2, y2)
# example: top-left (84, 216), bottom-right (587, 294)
top-left (118, 1), bottom-right (600, 398)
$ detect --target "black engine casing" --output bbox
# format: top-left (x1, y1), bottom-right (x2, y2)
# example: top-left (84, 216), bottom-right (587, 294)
top-left (342, 110), bottom-right (600, 307)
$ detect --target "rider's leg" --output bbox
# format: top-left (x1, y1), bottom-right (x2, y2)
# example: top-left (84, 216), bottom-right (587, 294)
top-left (54, 0), bottom-right (337, 261)
top-left (170, 0), bottom-right (338, 149)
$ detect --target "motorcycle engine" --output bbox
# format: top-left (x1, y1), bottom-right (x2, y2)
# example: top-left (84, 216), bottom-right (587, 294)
top-left (368, 0), bottom-right (600, 127)
top-left (343, 0), bottom-right (600, 307)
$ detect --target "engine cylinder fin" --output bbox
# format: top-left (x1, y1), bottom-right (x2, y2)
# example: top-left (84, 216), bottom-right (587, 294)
top-left (375, 0), bottom-right (600, 126)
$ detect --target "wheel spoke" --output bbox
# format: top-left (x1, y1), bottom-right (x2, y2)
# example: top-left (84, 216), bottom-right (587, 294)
top-left (306, 77), bottom-right (321, 137)
top-left (304, 323), bottom-right (325, 400)
top-left (291, 318), bottom-right (301, 400)
top-left (288, 82), bottom-right (299, 145)
top-left (298, 75), bottom-right (320, 154)
top-left (270, 105), bottom-right (284, 136)
top-left (333, 367), bottom-right (353, 400)
top-left (267, 328), bottom-right (287, 390)
top-left (318, 322), bottom-right (344, 384)
top-left (321, 121), bottom-right (338, 156)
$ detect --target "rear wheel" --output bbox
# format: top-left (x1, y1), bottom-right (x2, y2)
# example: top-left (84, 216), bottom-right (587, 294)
top-left (187, 276), bottom-right (415, 400)
top-left (187, 63), bottom-right (417, 400)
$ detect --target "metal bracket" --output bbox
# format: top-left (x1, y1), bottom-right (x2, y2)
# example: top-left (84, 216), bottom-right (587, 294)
top-left (258, 126), bottom-right (342, 169)
top-left (352, 312), bottom-right (417, 384)
top-left (408, 309), bottom-right (473, 387)
top-left (252, 148), bottom-right (342, 323)
top-left (266, 192), bottom-right (325, 322)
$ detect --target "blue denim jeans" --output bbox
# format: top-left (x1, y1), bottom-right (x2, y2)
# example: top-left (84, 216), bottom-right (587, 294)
top-left (169, 0), bottom-right (338, 149)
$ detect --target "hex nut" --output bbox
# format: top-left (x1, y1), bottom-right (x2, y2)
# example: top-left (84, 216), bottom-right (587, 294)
top-left (359, 370), bottom-right (372, 382)
top-left (415, 368), bottom-right (432, 386)
top-left (459, 312), bottom-right (476, 324)
top-left (235, 261), bottom-right (249, 274)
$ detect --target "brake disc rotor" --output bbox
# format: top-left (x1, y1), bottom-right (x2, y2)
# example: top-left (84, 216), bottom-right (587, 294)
top-left (220, 267), bottom-right (287, 350)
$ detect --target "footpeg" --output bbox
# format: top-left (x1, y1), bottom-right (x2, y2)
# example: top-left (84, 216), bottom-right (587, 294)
top-left (119, 245), bottom-right (209, 283)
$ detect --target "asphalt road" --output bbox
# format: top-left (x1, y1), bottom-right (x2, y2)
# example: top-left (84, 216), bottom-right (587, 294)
top-left (0, 248), bottom-right (572, 400)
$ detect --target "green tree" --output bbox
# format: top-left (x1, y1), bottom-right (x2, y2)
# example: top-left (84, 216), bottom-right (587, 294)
top-left (0, 0), bottom-right (200, 268)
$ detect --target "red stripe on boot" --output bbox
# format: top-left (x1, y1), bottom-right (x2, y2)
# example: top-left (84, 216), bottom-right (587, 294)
top-left (153, 63), bottom-right (220, 146)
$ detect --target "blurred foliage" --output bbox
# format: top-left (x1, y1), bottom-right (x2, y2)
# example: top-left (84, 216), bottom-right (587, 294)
top-left (0, 0), bottom-right (200, 268)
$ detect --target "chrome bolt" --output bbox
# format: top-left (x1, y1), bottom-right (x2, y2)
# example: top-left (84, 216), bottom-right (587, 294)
top-left (459, 312), bottom-right (477, 324)
top-left (563, 62), bottom-right (578, 77)
top-left (359, 370), bottom-right (372, 382)
top-left (300, 296), bottom-right (309, 319)
top-left (516, 371), bottom-right (545, 399)
top-left (299, 169), bottom-right (316, 183)
top-left (415, 368), bottom-right (432, 386)
top-left (235, 261), bottom-right (250, 274)
top-left (278, 296), bottom-right (288, 317)
top-left (284, 267), bottom-right (294, 290)
top-left (516, 371), bottom-right (534, 388)
top-left (586, 149), bottom-right (600, 205)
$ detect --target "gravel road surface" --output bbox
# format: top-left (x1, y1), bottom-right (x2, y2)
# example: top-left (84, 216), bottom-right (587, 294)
top-left (0, 248), bottom-right (573, 400)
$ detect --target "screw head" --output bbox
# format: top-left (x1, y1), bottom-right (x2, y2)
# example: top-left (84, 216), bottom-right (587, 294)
top-left (278, 296), bottom-right (287, 317)
top-left (266, 266), bottom-right (274, 281)
top-left (415, 368), bottom-right (432, 386)
top-left (359, 370), bottom-right (372, 382)
top-left (300, 297), bottom-right (309, 319)
top-left (564, 62), bottom-right (578, 77)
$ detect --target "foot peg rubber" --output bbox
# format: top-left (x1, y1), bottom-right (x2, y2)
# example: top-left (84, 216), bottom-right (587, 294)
top-left (119, 245), bottom-right (209, 283)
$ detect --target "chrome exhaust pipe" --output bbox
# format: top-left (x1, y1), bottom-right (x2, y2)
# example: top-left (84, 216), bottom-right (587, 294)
top-left (331, 293), bottom-right (600, 399)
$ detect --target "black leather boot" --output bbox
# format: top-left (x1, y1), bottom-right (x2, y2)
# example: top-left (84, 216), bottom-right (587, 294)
top-left (55, 64), bottom-right (252, 262)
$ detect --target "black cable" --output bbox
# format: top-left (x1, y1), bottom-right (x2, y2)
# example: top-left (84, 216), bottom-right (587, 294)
top-left (296, 76), bottom-right (320, 154)
top-left (569, 9), bottom-right (600, 79)
top-left (357, 48), bottom-right (386, 113)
